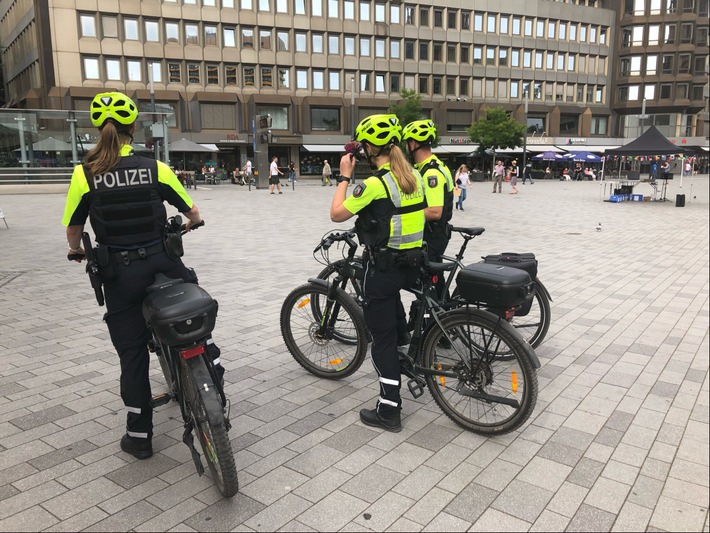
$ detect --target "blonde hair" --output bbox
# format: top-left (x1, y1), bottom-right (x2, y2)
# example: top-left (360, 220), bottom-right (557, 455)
top-left (83, 121), bottom-right (131, 177)
top-left (388, 144), bottom-right (418, 194)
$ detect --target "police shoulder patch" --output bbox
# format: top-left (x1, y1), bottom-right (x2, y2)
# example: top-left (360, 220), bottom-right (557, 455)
top-left (428, 175), bottom-right (438, 188)
top-left (353, 184), bottom-right (365, 198)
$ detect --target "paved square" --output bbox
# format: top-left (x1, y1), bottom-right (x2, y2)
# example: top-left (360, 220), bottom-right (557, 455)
top-left (1, 175), bottom-right (708, 531)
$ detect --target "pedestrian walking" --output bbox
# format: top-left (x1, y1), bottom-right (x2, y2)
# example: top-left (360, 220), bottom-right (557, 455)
top-left (322, 160), bottom-right (332, 186)
top-left (269, 156), bottom-right (284, 194)
top-left (288, 161), bottom-right (298, 183)
top-left (509, 160), bottom-right (519, 194)
top-left (493, 160), bottom-right (505, 193)
top-left (522, 163), bottom-right (534, 184)
top-left (455, 164), bottom-right (471, 210)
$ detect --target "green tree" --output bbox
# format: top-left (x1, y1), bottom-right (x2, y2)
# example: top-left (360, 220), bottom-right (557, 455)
top-left (389, 89), bottom-right (440, 147)
top-left (467, 107), bottom-right (525, 173)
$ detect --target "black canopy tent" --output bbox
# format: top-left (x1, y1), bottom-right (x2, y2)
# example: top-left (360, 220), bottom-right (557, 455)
top-left (603, 125), bottom-right (691, 184)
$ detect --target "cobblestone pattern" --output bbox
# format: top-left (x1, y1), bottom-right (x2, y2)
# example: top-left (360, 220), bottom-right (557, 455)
top-left (1, 177), bottom-right (708, 532)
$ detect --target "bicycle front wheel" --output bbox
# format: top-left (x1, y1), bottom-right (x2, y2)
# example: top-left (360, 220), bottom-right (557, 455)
top-left (422, 308), bottom-right (538, 435)
top-left (281, 282), bottom-right (368, 379)
top-left (180, 356), bottom-right (238, 498)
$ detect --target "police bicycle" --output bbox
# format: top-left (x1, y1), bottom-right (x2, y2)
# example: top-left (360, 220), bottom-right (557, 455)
top-left (279, 231), bottom-right (540, 434)
top-left (69, 217), bottom-right (238, 498)
top-left (312, 227), bottom-right (552, 349)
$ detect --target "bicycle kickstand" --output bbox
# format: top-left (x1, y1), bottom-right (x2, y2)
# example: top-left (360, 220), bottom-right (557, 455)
top-left (182, 422), bottom-right (205, 476)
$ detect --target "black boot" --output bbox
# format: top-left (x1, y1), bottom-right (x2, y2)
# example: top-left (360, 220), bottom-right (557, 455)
top-left (360, 407), bottom-right (402, 432)
top-left (120, 434), bottom-right (153, 460)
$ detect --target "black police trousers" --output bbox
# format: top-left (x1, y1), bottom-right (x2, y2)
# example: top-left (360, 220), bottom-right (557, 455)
top-left (362, 260), bottom-right (419, 413)
top-left (103, 251), bottom-right (222, 440)
top-left (425, 229), bottom-right (450, 301)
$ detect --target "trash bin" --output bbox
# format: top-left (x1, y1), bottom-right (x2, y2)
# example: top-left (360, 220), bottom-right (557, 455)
top-left (675, 194), bottom-right (685, 207)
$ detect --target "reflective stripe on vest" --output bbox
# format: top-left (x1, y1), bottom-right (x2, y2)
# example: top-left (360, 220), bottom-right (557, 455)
top-left (379, 171), bottom-right (426, 249)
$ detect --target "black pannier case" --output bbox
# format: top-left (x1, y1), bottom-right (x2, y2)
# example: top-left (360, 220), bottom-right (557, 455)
top-left (142, 283), bottom-right (218, 346)
top-left (456, 263), bottom-right (534, 309)
top-left (482, 252), bottom-right (538, 280)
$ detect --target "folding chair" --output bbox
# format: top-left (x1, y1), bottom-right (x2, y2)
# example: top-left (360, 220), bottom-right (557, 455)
top-left (0, 207), bottom-right (8, 228)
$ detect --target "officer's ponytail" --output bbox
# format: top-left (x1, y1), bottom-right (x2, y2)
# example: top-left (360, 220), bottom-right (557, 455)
top-left (389, 144), bottom-right (418, 195)
top-left (84, 120), bottom-right (130, 178)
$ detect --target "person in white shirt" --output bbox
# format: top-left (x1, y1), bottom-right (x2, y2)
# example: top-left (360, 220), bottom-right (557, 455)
top-left (455, 164), bottom-right (471, 211)
top-left (269, 156), bottom-right (284, 194)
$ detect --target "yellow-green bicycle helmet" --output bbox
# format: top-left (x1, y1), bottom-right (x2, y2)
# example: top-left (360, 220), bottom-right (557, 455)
top-left (402, 119), bottom-right (437, 144)
top-left (354, 114), bottom-right (401, 146)
top-left (90, 92), bottom-right (139, 128)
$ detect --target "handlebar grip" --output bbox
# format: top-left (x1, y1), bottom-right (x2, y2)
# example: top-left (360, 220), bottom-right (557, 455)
top-left (67, 253), bottom-right (85, 261)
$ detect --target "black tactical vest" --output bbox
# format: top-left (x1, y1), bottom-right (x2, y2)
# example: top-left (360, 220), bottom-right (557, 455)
top-left (421, 158), bottom-right (454, 239)
top-left (84, 154), bottom-right (166, 247)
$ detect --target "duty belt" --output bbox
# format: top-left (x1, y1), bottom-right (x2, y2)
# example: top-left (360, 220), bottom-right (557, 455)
top-left (114, 241), bottom-right (165, 265)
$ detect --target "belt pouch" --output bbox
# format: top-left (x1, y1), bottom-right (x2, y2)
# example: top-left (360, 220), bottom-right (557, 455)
top-left (96, 246), bottom-right (117, 281)
top-left (165, 233), bottom-right (184, 260)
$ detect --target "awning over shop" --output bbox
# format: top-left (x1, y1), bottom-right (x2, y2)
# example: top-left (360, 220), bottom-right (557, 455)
top-left (302, 144), bottom-right (344, 152)
top-left (200, 144), bottom-right (219, 151)
top-left (438, 144), bottom-right (479, 154)
top-left (526, 145), bottom-right (564, 152)
top-left (573, 145), bottom-right (621, 152)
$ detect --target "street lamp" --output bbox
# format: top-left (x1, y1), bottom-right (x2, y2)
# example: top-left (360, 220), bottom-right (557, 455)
top-left (521, 83), bottom-right (539, 177)
top-left (350, 75), bottom-right (356, 134)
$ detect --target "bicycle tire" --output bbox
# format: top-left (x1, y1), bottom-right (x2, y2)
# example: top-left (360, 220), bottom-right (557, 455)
top-left (450, 285), bottom-right (550, 349)
top-left (312, 262), bottom-right (362, 345)
top-left (281, 282), bottom-right (368, 379)
top-left (421, 308), bottom-right (538, 435)
top-left (180, 356), bottom-right (239, 498)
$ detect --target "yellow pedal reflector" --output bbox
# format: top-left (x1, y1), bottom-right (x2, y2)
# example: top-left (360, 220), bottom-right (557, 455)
top-left (297, 298), bottom-right (311, 309)
top-left (328, 358), bottom-right (343, 365)
top-left (438, 364), bottom-right (445, 386)
top-left (511, 371), bottom-right (518, 394)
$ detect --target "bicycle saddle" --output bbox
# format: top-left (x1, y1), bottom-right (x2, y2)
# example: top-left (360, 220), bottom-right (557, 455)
top-left (146, 273), bottom-right (184, 293)
top-left (426, 261), bottom-right (458, 273)
top-left (451, 227), bottom-right (485, 236)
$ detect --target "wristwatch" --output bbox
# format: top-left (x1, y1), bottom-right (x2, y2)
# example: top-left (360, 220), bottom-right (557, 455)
top-left (337, 175), bottom-right (351, 184)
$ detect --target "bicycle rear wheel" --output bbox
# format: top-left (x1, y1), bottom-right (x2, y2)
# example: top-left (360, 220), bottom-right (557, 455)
top-left (281, 282), bottom-right (368, 379)
top-left (508, 283), bottom-right (551, 348)
top-left (180, 356), bottom-right (238, 498)
top-left (422, 308), bottom-right (538, 435)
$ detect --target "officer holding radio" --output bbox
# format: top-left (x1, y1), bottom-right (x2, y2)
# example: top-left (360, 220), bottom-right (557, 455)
top-left (62, 92), bottom-right (224, 459)
top-left (331, 114), bottom-right (426, 432)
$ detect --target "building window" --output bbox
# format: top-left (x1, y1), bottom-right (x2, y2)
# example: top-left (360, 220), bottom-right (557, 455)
top-left (446, 77), bottom-right (455, 95)
top-left (599, 28), bottom-right (606, 45)
top-left (405, 40), bottom-right (415, 59)
top-left (243, 66), bottom-right (255, 86)
top-left (419, 42), bottom-right (429, 61)
top-left (648, 25), bottom-right (660, 45)
top-left (511, 81), bottom-right (519, 98)
top-left (433, 43), bottom-right (443, 62)
top-left (487, 14), bottom-right (496, 33)
top-left (569, 23), bottom-right (577, 41)
top-left (188, 63), bottom-right (200, 84)
top-left (102, 15), bottom-right (118, 38)
top-left (391, 73), bottom-right (400, 93)
top-left (590, 26), bottom-right (597, 43)
top-left (375, 73), bottom-right (386, 92)
top-left (149, 62), bottom-right (162, 83)
top-left (524, 18), bottom-right (532, 36)
top-left (536, 20), bottom-right (544, 37)
top-left (83, 57), bottom-right (99, 79)
top-left (580, 25), bottom-right (588, 43)
top-left (224, 0), bottom-right (234, 5)
top-left (662, 54), bottom-right (673, 73)
top-left (461, 45), bottom-right (469, 63)
top-left (391, 4), bottom-right (400, 23)
top-left (312, 108), bottom-right (340, 130)
top-left (511, 49), bottom-right (520, 67)
top-left (474, 13), bottom-right (482, 31)
top-left (461, 78), bottom-right (471, 99)
top-left (559, 22), bottom-right (566, 40)
top-left (488, 48), bottom-right (497, 66)
top-left (313, 70), bottom-right (324, 89)
top-left (360, 0), bottom-right (370, 20)
top-left (278, 68), bottom-right (290, 88)
top-left (312, 0), bottom-right (323, 16)
top-left (548, 21), bottom-right (556, 39)
top-left (296, 33), bottom-right (307, 52)
top-left (207, 64), bottom-right (219, 84)
top-left (145, 20), bottom-right (159, 42)
top-left (591, 116), bottom-right (607, 135)
top-left (473, 46), bottom-right (482, 64)
top-left (205, 0), bottom-right (216, 6)
top-left (421, 7), bottom-right (430, 26)
top-left (419, 75), bottom-right (428, 94)
top-left (376, 38), bottom-right (386, 57)
top-left (678, 54), bottom-right (691, 73)
top-left (329, 71), bottom-right (340, 90)
top-left (523, 49), bottom-right (531, 68)
top-left (224, 28), bottom-right (236, 47)
top-left (391, 39), bottom-right (400, 59)
top-left (680, 23), bottom-right (693, 43)
top-left (447, 44), bottom-right (456, 62)
top-left (360, 37), bottom-right (370, 56)
top-left (405, 6), bottom-right (415, 24)
top-left (499, 48), bottom-right (508, 66)
top-left (106, 59), bottom-right (121, 80)
top-left (277, 31), bottom-right (289, 51)
top-left (124, 18), bottom-right (139, 40)
top-left (644, 84), bottom-right (655, 100)
top-left (80, 14), bottom-right (96, 37)
top-left (166, 22), bottom-right (179, 43)
top-left (276, 0), bottom-right (287, 12)
top-left (447, 10), bottom-right (456, 29)
top-left (258, 0), bottom-right (269, 11)
top-left (535, 51), bottom-right (543, 69)
top-left (313, 33), bottom-right (324, 53)
top-left (261, 67), bottom-right (273, 87)
top-left (127, 60), bottom-right (142, 81)
top-left (205, 25), bottom-right (218, 46)
top-left (259, 30), bottom-right (271, 49)
top-left (660, 84), bottom-right (672, 98)
top-left (376, 3), bottom-right (386, 21)
top-left (201, 104), bottom-right (237, 129)
top-left (360, 72), bottom-right (370, 91)
top-left (329, 35), bottom-right (339, 54)
top-left (512, 16), bottom-right (521, 35)
top-left (242, 28), bottom-right (254, 47)
top-left (646, 55), bottom-right (658, 75)
top-left (696, 26), bottom-right (708, 45)
top-left (434, 8), bottom-right (443, 27)
top-left (498, 81), bottom-right (507, 98)
top-left (297, 69), bottom-right (308, 88)
top-left (295, 0), bottom-right (305, 14)
top-left (169, 62), bottom-right (182, 83)
top-left (567, 55), bottom-right (575, 71)
top-left (461, 11), bottom-right (470, 30)
top-left (186, 24), bottom-right (199, 45)
top-left (546, 52), bottom-right (554, 70)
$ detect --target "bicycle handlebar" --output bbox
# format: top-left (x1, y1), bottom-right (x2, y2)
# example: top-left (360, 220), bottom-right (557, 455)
top-left (313, 229), bottom-right (358, 253)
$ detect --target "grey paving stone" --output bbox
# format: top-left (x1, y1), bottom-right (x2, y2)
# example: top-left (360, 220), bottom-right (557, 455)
top-left (184, 493), bottom-right (265, 532)
top-left (594, 427), bottom-right (625, 448)
top-left (420, 511), bottom-right (471, 532)
top-left (42, 477), bottom-right (123, 521)
top-left (353, 490), bottom-right (414, 531)
top-left (566, 457), bottom-right (605, 489)
top-left (242, 493), bottom-right (313, 532)
top-left (649, 495), bottom-right (708, 532)
top-left (405, 423), bottom-right (461, 453)
top-left (627, 475), bottom-right (665, 509)
top-left (392, 464), bottom-right (446, 501)
top-left (0, 504), bottom-right (59, 532)
top-left (565, 503), bottom-right (616, 532)
top-left (238, 465), bottom-right (310, 506)
top-left (470, 508), bottom-right (532, 532)
top-left (550, 426), bottom-right (596, 451)
top-left (491, 479), bottom-right (554, 523)
top-left (284, 412), bottom-right (335, 437)
top-left (538, 441), bottom-right (586, 467)
top-left (105, 453), bottom-right (180, 489)
top-left (86, 500), bottom-right (162, 532)
top-left (296, 490), bottom-right (368, 531)
top-left (604, 410), bottom-right (636, 432)
top-left (584, 476), bottom-right (632, 514)
top-left (27, 439), bottom-right (98, 470)
top-left (443, 482), bottom-right (499, 523)
top-left (530, 509), bottom-right (570, 532)
top-left (341, 463), bottom-right (406, 504)
top-left (473, 458), bottom-right (523, 492)
top-left (321, 424), bottom-right (379, 454)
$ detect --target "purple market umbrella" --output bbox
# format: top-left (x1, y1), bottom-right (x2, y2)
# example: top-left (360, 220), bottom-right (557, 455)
top-left (531, 151), bottom-right (566, 161)
top-left (564, 151), bottom-right (602, 163)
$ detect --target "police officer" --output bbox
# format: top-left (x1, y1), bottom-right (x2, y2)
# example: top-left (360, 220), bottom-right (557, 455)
top-left (402, 119), bottom-right (454, 301)
top-left (62, 92), bottom-right (224, 459)
top-left (331, 114), bottom-right (426, 432)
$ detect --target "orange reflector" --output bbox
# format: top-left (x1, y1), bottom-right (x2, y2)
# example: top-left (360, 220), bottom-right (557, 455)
top-left (438, 364), bottom-right (445, 386)
top-left (511, 371), bottom-right (518, 394)
top-left (297, 298), bottom-right (311, 309)
top-left (505, 308), bottom-right (516, 320)
top-left (432, 275), bottom-right (439, 284)
top-left (328, 359), bottom-right (343, 365)
top-left (181, 345), bottom-right (205, 360)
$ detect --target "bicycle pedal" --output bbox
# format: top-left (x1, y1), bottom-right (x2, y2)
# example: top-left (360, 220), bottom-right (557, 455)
top-left (149, 393), bottom-right (172, 408)
top-left (407, 379), bottom-right (425, 399)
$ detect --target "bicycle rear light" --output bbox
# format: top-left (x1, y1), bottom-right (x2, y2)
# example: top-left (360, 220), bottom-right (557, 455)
top-left (180, 344), bottom-right (205, 360)
top-left (504, 308), bottom-right (516, 320)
